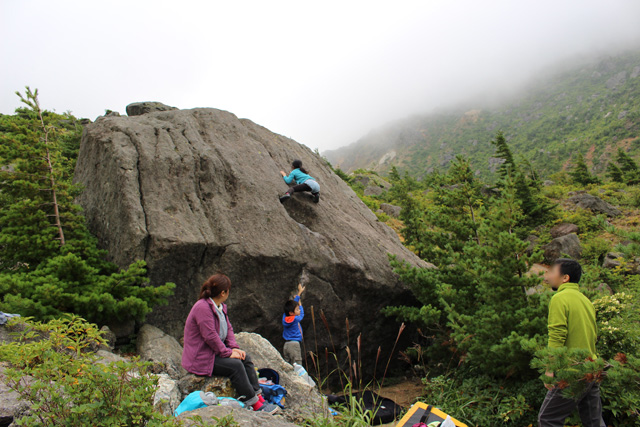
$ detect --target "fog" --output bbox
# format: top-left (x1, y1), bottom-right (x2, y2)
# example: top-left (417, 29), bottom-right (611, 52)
top-left (2, 1), bottom-right (640, 151)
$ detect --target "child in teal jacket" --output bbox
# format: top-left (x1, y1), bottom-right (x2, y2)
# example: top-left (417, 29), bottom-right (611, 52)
top-left (279, 160), bottom-right (320, 204)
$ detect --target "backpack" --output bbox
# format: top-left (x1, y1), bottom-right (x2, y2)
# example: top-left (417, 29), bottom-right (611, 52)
top-left (327, 390), bottom-right (403, 425)
top-left (258, 368), bottom-right (287, 408)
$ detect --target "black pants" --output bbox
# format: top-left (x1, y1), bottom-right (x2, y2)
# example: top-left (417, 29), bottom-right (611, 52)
top-left (286, 183), bottom-right (311, 195)
top-left (212, 354), bottom-right (261, 405)
top-left (538, 381), bottom-right (605, 427)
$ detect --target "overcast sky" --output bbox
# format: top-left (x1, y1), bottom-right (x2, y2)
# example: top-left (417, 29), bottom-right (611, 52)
top-left (2, 1), bottom-right (640, 151)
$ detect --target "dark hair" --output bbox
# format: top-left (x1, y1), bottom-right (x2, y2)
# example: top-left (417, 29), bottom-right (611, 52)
top-left (284, 299), bottom-right (298, 315)
top-left (552, 258), bottom-right (582, 283)
top-left (292, 159), bottom-right (308, 174)
top-left (199, 274), bottom-right (232, 299)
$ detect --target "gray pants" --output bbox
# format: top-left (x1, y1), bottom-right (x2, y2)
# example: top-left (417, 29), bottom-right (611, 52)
top-left (283, 340), bottom-right (302, 365)
top-left (538, 382), bottom-right (605, 427)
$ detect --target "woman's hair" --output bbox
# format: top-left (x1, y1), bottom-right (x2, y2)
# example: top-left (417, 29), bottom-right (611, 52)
top-left (292, 159), bottom-right (308, 174)
top-left (199, 273), bottom-right (232, 299)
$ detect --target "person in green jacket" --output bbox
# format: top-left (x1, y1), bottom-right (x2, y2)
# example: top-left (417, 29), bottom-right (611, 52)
top-left (538, 258), bottom-right (605, 427)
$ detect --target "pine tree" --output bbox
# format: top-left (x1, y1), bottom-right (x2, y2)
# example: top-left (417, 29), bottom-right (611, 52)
top-left (490, 131), bottom-right (516, 178)
top-left (606, 162), bottom-right (624, 183)
top-left (0, 88), bottom-right (175, 324)
top-left (569, 153), bottom-right (600, 185)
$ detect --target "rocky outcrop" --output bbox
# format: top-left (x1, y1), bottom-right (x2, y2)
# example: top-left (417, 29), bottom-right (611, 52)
top-left (0, 367), bottom-right (29, 427)
top-left (364, 185), bottom-right (384, 196)
top-left (126, 102), bottom-right (177, 116)
top-left (602, 252), bottom-right (624, 269)
top-left (177, 375), bottom-right (235, 400)
top-left (567, 193), bottom-right (621, 217)
top-left (550, 223), bottom-right (579, 238)
top-left (235, 332), bottom-right (324, 422)
top-left (543, 233), bottom-right (582, 262)
top-left (380, 203), bottom-right (402, 218)
top-left (153, 373), bottom-right (182, 416)
top-left (137, 324), bottom-right (186, 379)
top-left (74, 106), bottom-right (428, 365)
top-left (177, 405), bottom-right (300, 427)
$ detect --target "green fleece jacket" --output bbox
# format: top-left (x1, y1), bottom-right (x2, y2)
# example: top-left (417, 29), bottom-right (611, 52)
top-left (547, 282), bottom-right (597, 357)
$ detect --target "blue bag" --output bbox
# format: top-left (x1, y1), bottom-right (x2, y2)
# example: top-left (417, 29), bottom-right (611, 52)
top-left (258, 368), bottom-right (287, 409)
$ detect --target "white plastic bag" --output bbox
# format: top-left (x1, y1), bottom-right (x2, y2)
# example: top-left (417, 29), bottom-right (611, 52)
top-left (440, 415), bottom-right (455, 427)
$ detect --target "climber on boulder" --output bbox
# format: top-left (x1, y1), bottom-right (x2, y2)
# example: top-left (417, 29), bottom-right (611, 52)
top-left (279, 159), bottom-right (320, 204)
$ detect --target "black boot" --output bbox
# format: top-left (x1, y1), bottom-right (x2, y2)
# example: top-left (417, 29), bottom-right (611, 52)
top-left (312, 192), bottom-right (320, 203)
top-left (279, 193), bottom-right (291, 203)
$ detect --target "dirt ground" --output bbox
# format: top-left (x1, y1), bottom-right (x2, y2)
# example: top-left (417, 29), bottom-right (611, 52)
top-left (376, 378), bottom-right (425, 426)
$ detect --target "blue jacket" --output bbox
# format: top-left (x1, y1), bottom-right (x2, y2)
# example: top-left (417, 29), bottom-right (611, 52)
top-left (282, 295), bottom-right (304, 342)
top-left (283, 169), bottom-right (314, 185)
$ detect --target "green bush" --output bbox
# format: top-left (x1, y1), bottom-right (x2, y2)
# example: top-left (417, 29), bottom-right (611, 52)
top-left (0, 316), bottom-right (179, 427)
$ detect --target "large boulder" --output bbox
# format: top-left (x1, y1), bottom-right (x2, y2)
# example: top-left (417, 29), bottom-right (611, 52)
top-left (137, 324), bottom-right (186, 379)
top-left (177, 405), bottom-right (299, 427)
top-left (235, 332), bottom-right (324, 422)
top-left (176, 375), bottom-right (235, 400)
top-left (380, 203), bottom-right (402, 218)
top-left (567, 193), bottom-right (621, 217)
top-left (363, 185), bottom-right (384, 196)
top-left (153, 373), bottom-right (182, 416)
top-left (125, 102), bottom-right (177, 116)
top-left (74, 106), bottom-right (428, 368)
top-left (550, 223), bottom-right (579, 238)
top-left (543, 233), bottom-right (582, 262)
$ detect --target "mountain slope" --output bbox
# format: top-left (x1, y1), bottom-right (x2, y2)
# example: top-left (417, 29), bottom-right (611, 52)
top-left (325, 49), bottom-right (640, 179)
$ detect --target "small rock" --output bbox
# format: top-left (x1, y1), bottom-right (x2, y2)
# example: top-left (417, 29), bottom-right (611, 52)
top-left (595, 283), bottom-right (613, 295)
top-left (567, 193), bottom-right (621, 217)
top-left (543, 180), bottom-right (555, 186)
top-left (178, 405), bottom-right (300, 426)
top-left (137, 324), bottom-right (186, 380)
top-left (525, 235), bottom-right (539, 256)
top-left (0, 367), bottom-right (30, 427)
top-left (153, 373), bottom-right (181, 416)
top-left (363, 186), bottom-right (384, 196)
top-left (602, 252), bottom-right (624, 269)
top-left (99, 325), bottom-right (117, 351)
top-left (550, 223), bottom-right (579, 238)
top-left (125, 102), bottom-right (177, 116)
top-left (177, 375), bottom-right (235, 400)
top-left (95, 349), bottom-right (127, 365)
top-left (380, 203), bottom-right (402, 218)
top-left (543, 233), bottom-right (582, 262)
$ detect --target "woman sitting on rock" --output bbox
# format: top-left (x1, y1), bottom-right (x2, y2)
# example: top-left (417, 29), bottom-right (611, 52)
top-left (279, 159), bottom-right (320, 203)
top-left (182, 273), bottom-right (280, 414)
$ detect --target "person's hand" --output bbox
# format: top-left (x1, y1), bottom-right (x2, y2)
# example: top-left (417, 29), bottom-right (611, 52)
top-left (298, 283), bottom-right (305, 296)
top-left (231, 348), bottom-right (246, 360)
top-left (544, 371), bottom-right (555, 390)
top-left (280, 170), bottom-right (286, 177)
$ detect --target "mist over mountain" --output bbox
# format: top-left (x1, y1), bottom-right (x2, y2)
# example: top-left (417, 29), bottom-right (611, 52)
top-left (324, 48), bottom-right (640, 179)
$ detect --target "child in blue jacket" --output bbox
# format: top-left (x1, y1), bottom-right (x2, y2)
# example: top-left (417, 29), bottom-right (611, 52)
top-left (282, 283), bottom-right (305, 365)
top-left (279, 160), bottom-right (320, 204)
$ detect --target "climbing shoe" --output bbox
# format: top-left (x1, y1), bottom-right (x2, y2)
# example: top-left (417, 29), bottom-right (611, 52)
top-left (255, 402), bottom-right (281, 414)
top-left (312, 192), bottom-right (320, 203)
top-left (279, 194), bottom-right (291, 203)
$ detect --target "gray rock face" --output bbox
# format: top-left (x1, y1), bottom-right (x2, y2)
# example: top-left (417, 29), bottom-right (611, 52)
top-left (543, 233), bottom-right (582, 262)
top-left (74, 106), bottom-right (427, 369)
top-left (550, 223), bottom-right (579, 238)
top-left (125, 102), bottom-right (177, 116)
top-left (380, 203), bottom-right (402, 218)
top-left (235, 332), bottom-right (324, 422)
top-left (177, 405), bottom-right (300, 427)
top-left (137, 324), bottom-right (187, 380)
top-left (568, 193), bottom-right (621, 217)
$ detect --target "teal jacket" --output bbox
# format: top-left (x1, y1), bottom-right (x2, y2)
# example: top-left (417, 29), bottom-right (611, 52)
top-left (547, 282), bottom-right (597, 358)
top-left (283, 169), bottom-right (314, 185)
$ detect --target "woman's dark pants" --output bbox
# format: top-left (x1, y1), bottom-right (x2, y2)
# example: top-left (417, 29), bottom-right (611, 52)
top-left (212, 354), bottom-right (261, 406)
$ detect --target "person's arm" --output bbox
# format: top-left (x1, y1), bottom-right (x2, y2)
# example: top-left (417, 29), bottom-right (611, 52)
top-left (547, 296), bottom-right (568, 348)
top-left (295, 283), bottom-right (305, 321)
top-left (194, 303), bottom-right (233, 358)
top-left (281, 170), bottom-right (295, 184)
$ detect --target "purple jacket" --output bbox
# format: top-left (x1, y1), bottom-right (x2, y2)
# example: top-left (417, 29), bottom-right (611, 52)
top-left (182, 298), bottom-right (239, 376)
